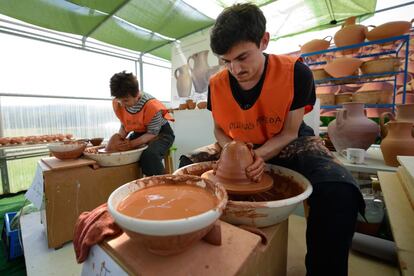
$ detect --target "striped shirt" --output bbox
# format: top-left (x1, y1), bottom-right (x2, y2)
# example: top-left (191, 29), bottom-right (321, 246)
top-left (125, 92), bottom-right (168, 135)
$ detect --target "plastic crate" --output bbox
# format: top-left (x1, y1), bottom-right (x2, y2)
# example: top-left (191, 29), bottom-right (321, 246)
top-left (2, 212), bottom-right (23, 259)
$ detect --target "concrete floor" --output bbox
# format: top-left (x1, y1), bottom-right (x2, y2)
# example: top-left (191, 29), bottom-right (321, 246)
top-left (287, 215), bottom-right (400, 276)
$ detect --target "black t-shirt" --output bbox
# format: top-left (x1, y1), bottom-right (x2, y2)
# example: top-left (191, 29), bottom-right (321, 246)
top-left (207, 54), bottom-right (316, 111)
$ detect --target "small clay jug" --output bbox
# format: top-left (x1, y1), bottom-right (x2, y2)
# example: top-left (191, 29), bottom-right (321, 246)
top-left (188, 50), bottom-right (210, 93)
top-left (380, 121), bottom-right (414, 166)
top-left (327, 102), bottom-right (379, 152)
top-left (334, 16), bottom-right (367, 54)
top-left (380, 103), bottom-right (414, 138)
top-left (300, 36), bottom-right (332, 61)
top-left (174, 64), bottom-right (192, 98)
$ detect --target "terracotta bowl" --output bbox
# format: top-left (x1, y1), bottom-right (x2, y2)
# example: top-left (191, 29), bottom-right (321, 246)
top-left (84, 145), bottom-right (148, 167)
top-left (107, 175), bottom-right (228, 256)
top-left (324, 57), bottom-right (363, 78)
top-left (89, 137), bottom-right (104, 146)
top-left (48, 142), bottom-right (87, 160)
top-left (174, 162), bottom-right (312, 228)
top-left (360, 57), bottom-right (401, 75)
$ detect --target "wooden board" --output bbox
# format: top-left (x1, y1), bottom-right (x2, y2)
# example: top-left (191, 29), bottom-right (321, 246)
top-left (378, 171), bottom-right (414, 276)
top-left (41, 157), bottom-right (96, 170)
top-left (101, 220), bottom-right (289, 276)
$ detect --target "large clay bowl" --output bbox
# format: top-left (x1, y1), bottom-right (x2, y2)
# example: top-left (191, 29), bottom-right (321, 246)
top-left (324, 57), bottom-right (362, 78)
top-left (48, 141), bottom-right (87, 160)
top-left (83, 145), bottom-right (148, 167)
top-left (174, 162), bottom-right (312, 228)
top-left (108, 175), bottom-right (227, 256)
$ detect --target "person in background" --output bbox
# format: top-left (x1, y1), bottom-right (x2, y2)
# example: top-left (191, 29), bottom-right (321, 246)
top-left (109, 71), bottom-right (174, 176)
top-left (179, 4), bottom-right (364, 276)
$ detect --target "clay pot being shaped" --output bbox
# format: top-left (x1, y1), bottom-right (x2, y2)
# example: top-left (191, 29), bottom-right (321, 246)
top-left (188, 50), bottom-right (210, 93)
top-left (105, 133), bottom-right (129, 152)
top-left (380, 121), bottom-right (414, 166)
top-left (328, 102), bottom-right (379, 152)
top-left (324, 57), bottom-right (363, 78)
top-left (108, 175), bottom-right (227, 256)
top-left (173, 161), bottom-right (312, 228)
top-left (201, 141), bottom-right (273, 195)
top-left (334, 16), bottom-right (367, 54)
top-left (174, 64), bottom-right (192, 98)
top-left (380, 103), bottom-right (414, 138)
top-left (365, 20), bottom-right (414, 41)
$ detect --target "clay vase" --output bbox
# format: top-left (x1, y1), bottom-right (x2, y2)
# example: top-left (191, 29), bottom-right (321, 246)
top-left (365, 20), bottom-right (414, 41)
top-left (380, 121), bottom-right (414, 166)
top-left (324, 57), bottom-right (362, 78)
top-left (187, 50), bottom-right (210, 93)
top-left (380, 103), bottom-right (414, 138)
top-left (174, 64), bottom-right (192, 98)
top-left (328, 102), bottom-right (379, 152)
top-left (334, 16), bottom-right (367, 54)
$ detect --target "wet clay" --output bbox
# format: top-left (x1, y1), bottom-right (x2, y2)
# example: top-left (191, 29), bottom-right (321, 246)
top-left (117, 184), bottom-right (218, 220)
top-left (201, 141), bottom-right (273, 195)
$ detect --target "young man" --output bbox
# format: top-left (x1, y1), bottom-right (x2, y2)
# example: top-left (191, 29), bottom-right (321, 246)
top-left (179, 4), bottom-right (364, 276)
top-left (110, 71), bottom-right (175, 176)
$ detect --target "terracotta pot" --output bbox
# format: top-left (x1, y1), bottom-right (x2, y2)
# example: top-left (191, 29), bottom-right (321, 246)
top-left (334, 17), bottom-right (367, 54)
top-left (324, 57), bottom-right (362, 78)
top-left (396, 91), bottom-right (414, 104)
top-left (353, 90), bottom-right (392, 104)
top-left (365, 107), bottom-right (392, 118)
top-left (316, 85), bottom-right (339, 105)
top-left (357, 82), bottom-right (393, 92)
top-left (89, 137), bottom-right (104, 146)
top-left (380, 103), bottom-right (414, 138)
top-left (48, 142), bottom-right (87, 160)
top-left (186, 99), bottom-right (196, 110)
top-left (361, 57), bottom-right (401, 75)
top-left (327, 102), bottom-right (379, 152)
top-left (335, 93), bottom-right (353, 105)
top-left (380, 121), bottom-right (414, 166)
top-left (197, 101), bottom-right (207, 109)
top-left (341, 83), bottom-right (362, 93)
top-left (188, 50), bottom-right (210, 93)
top-left (365, 20), bottom-right (414, 41)
top-left (107, 175), bottom-right (228, 256)
top-left (174, 64), bottom-right (192, 98)
top-left (311, 68), bottom-right (330, 81)
top-left (396, 72), bottom-right (413, 87)
top-left (300, 36), bottom-right (332, 59)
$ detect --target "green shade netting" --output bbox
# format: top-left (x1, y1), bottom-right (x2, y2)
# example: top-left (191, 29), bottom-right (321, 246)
top-left (0, 0), bottom-right (377, 60)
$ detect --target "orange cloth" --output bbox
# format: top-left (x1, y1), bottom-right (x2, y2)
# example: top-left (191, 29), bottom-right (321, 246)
top-left (210, 54), bottom-right (298, 145)
top-left (73, 203), bottom-right (122, 263)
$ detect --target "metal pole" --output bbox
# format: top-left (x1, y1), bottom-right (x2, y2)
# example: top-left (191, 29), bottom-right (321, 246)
top-left (0, 97), bottom-right (10, 193)
top-left (139, 54), bottom-right (144, 92)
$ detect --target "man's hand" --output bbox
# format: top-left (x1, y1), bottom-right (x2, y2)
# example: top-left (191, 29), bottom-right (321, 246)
top-left (246, 149), bottom-right (265, 182)
top-left (116, 139), bottom-right (132, 151)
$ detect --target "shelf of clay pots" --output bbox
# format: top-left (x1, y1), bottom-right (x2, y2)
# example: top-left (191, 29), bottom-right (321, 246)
top-left (301, 34), bottom-right (410, 60)
top-left (321, 103), bottom-right (395, 109)
top-left (314, 70), bottom-right (405, 85)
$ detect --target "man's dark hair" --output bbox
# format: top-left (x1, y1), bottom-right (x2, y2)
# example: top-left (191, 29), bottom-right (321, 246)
top-left (210, 3), bottom-right (266, 55)
top-left (110, 71), bottom-right (139, 98)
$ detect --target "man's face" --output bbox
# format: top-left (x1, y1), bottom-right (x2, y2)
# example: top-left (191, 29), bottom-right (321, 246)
top-left (116, 93), bottom-right (139, 108)
top-left (219, 33), bottom-right (269, 84)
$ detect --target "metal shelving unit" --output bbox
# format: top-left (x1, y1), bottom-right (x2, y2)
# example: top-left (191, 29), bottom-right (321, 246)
top-left (301, 34), bottom-right (411, 112)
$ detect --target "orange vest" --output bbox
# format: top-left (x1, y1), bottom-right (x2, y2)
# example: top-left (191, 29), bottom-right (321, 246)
top-left (113, 98), bottom-right (174, 133)
top-left (210, 54), bottom-right (299, 145)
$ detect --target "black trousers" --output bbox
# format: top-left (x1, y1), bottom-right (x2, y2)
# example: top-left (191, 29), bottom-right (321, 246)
top-left (179, 122), bottom-right (364, 276)
top-left (129, 123), bottom-right (175, 176)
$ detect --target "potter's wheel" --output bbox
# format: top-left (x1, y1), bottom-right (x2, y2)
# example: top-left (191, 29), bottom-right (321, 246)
top-left (201, 170), bottom-right (273, 195)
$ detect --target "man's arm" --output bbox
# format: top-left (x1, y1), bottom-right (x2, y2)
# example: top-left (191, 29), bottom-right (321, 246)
top-left (246, 107), bottom-right (305, 181)
top-left (118, 125), bottom-right (128, 139)
top-left (213, 121), bottom-right (233, 148)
